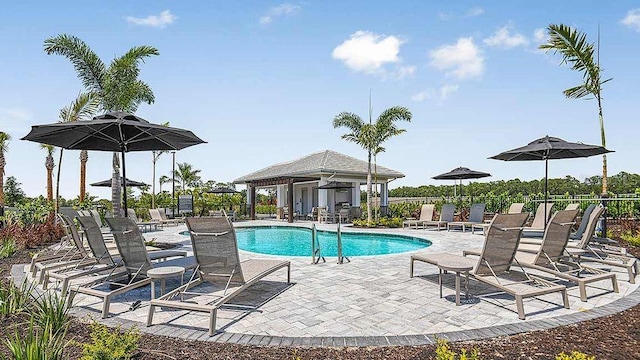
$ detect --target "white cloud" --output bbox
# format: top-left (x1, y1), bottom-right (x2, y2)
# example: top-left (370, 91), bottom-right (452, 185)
top-left (259, 4), bottom-right (301, 25)
top-left (393, 65), bottom-right (416, 79)
top-left (126, 10), bottom-right (176, 28)
top-left (411, 84), bottom-right (459, 104)
top-left (483, 24), bottom-right (529, 49)
top-left (464, 7), bottom-right (484, 18)
top-left (429, 37), bottom-right (484, 80)
top-left (621, 9), bottom-right (640, 31)
top-left (332, 31), bottom-right (405, 74)
top-left (533, 28), bottom-right (547, 43)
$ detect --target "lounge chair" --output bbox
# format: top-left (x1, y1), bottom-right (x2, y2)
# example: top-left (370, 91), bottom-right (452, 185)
top-left (158, 208), bottom-right (183, 224)
top-left (561, 205), bottom-right (639, 284)
top-left (338, 208), bottom-right (350, 223)
top-left (412, 213), bottom-right (569, 319)
top-left (513, 209), bottom-right (618, 302)
top-left (147, 217), bottom-right (291, 336)
top-left (44, 216), bottom-right (188, 296)
top-left (68, 217), bottom-right (196, 318)
top-left (570, 204), bottom-right (596, 240)
top-left (127, 208), bottom-right (160, 232)
top-left (423, 204), bottom-right (455, 231)
top-left (149, 208), bottom-right (179, 227)
top-left (307, 207), bottom-right (319, 221)
top-left (471, 203), bottom-right (525, 235)
top-left (318, 207), bottom-right (332, 223)
top-left (403, 204), bottom-right (435, 229)
top-left (29, 214), bottom-right (85, 276)
top-left (521, 202), bottom-right (554, 237)
top-left (564, 203), bottom-right (580, 211)
top-left (447, 203), bottom-right (486, 232)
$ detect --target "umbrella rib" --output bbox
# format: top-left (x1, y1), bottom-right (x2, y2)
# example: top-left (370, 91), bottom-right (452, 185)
top-left (126, 126), bottom-right (180, 150)
top-left (67, 123), bottom-right (122, 149)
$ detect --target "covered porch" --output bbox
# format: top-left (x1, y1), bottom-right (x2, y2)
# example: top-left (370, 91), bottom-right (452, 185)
top-left (233, 150), bottom-right (404, 223)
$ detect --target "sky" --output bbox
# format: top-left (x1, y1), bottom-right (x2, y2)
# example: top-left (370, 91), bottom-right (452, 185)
top-left (1, 1), bottom-right (639, 200)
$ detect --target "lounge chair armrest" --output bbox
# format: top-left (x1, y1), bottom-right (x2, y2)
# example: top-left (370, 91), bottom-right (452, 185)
top-left (496, 227), bottom-right (525, 231)
top-left (110, 230), bottom-right (134, 235)
top-left (191, 231), bottom-right (231, 237)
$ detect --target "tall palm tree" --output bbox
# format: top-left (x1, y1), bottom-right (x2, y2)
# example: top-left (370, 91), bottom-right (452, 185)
top-left (0, 132), bottom-right (10, 215)
top-left (55, 92), bottom-right (100, 211)
top-left (333, 106), bottom-right (412, 224)
top-left (41, 144), bottom-right (56, 203)
top-left (44, 34), bottom-right (159, 215)
top-left (172, 163), bottom-right (201, 191)
top-left (371, 107), bottom-right (412, 219)
top-left (539, 24), bottom-right (611, 195)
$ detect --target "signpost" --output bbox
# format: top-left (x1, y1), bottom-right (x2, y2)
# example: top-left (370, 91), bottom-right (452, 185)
top-left (178, 195), bottom-right (194, 216)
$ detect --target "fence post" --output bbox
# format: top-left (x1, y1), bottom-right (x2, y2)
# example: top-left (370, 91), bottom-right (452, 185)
top-left (601, 193), bottom-right (608, 238)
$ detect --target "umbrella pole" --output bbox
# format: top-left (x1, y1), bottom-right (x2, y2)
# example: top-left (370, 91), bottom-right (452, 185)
top-left (122, 151), bottom-right (128, 217)
top-left (544, 158), bottom-right (548, 227)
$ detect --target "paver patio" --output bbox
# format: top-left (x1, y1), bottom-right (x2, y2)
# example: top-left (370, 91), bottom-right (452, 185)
top-left (14, 219), bottom-right (640, 346)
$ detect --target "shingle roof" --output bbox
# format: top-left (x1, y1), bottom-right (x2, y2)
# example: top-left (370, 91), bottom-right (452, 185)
top-left (233, 150), bottom-right (404, 184)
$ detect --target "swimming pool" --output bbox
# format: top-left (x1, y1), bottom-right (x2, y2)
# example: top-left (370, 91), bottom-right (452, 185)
top-left (228, 226), bottom-right (431, 256)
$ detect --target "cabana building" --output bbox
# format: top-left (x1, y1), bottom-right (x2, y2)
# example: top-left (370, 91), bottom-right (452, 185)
top-left (233, 150), bottom-right (405, 222)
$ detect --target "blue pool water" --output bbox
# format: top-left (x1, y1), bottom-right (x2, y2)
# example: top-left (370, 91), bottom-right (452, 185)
top-left (180, 226), bottom-right (431, 256)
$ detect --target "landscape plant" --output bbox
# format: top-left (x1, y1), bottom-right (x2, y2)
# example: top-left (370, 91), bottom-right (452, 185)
top-left (2, 319), bottom-right (67, 360)
top-left (0, 132), bottom-right (10, 215)
top-left (540, 24), bottom-right (611, 195)
top-left (79, 322), bottom-right (140, 360)
top-left (44, 34), bottom-right (159, 216)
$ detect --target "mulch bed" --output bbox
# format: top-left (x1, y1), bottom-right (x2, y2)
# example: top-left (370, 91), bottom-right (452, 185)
top-left (2, 243), bottom-right (640, 359)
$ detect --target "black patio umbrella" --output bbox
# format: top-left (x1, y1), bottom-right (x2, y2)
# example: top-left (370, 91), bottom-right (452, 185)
top-left (432, 167), bottom-right (491, 197)
top-left (317, 182), bottom-right (355, 190)
top-left (91, 177), bottom-right (148, 188)
top-left (22, 111), bottom-right (206, 214)
top-left (489, 135), bottom-right (613, 226)
top-left (207, 186), bottom-right (240, 210)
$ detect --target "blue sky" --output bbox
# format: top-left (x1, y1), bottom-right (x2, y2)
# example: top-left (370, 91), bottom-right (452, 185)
top-left (1, 1), bottom-right (639, 199)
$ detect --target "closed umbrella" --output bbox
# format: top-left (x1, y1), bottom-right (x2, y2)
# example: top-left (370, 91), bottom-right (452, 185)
top-left (22, 111), bottom-right (206, 215)
top-left (432, 167), bottom-right (491, 198)
top-left (489, 135), bottom-right (613, 226)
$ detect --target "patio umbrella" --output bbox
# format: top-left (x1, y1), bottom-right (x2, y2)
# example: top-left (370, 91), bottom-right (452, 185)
top-left (489, 135), bottom-right (613, 226)
top-left (207, 186), bottom-right (240, 210)
top-left (22, 111), bottom-right (206, 215)
top-left (316, 182), bottom-right (355, 190)
top-left (90, 176), bottom-right (148, 188)
top-left (432, 167), bottom-right (491, 198)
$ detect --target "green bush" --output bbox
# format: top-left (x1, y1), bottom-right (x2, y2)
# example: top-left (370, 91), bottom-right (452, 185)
top-left (0, 238), bottom-right (17, 259)
top-left (435, 338), bottom-right (480, 360)
top-left (556, 351), bottom-right (595, 360)
top-left (621, 231), bottom-right (640, 247)
top-left (80, 322), bottom-right (140, 360)
top-left (0, 280), bottom-right (34, 317)
top-left (255, 204), bottom-right (276, 214)
top-left (2, 318), bottom-right (67, 360)
top-left (32, 291), bottom-right (70, 336)
top-left (352, 217), bottom-right (403, 228)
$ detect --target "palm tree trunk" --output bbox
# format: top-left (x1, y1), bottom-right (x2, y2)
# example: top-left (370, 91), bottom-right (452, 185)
top-left (55, 149), bottom-right (63, 213)
top-left (598, 98), bottom-right (607, 195)
top-left (79, 150), bottom-right (88, 202)
top-left (45, 155), bottom-right (54, 202)
top-left (152, 157), bottom-right (156, 209)
top-left (366, 151), bottom-right (372, 224)
top-left (0, 153), bottom-right (5, 208)
top-left (111, 152), bottom-right (122, 217)
top-left (374, 154), bottom-right (379, 221)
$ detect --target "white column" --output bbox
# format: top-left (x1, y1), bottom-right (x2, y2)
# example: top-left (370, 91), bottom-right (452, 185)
top-left (380, 182), bottom-right (389, 206)
top-left (276, 185), bottom-right (286, 207)
top-left (352, 182), bottom-right (361, 207)
top-left (318, 178), bottom-right (328, 209)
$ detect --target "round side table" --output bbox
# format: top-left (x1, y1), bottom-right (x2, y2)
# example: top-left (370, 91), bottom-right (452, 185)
top-left (147, 266), bottom-right (185, 299)
top-left (437, 259), bottom-right (474, 306)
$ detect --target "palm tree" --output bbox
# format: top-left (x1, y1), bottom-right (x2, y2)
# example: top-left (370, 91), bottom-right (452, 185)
top-left (55, 92), bottom-right (100, 211)
top-left (41, 144), bottom-right (56, 203)
top-left (172, 163), bottom-right (201, 191)
top-left (158, 175), bottom-right (171, 192)
top-left (0, 132), bottom-right (10, 216)
top-left (151, 122), bottom-right (170, 209)
top-left (44, 34), bottom-right (159, 216)
top-left (371, 107), bottom-right (412, 219)
top-left (539, 24), bottom-right (611, 195)
top-left (333, 106), bottom-right (412, 224)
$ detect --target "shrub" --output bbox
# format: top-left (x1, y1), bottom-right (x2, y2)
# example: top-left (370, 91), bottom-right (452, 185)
top-left (0, 238), bottom-right (17, 259)
top-left (2, 319), bottom-right (67, 360)
top-left (80, 322), bottom-right (140, 360)
top-left (0, 221), bottom-right (65, 249)
top-left (556, 351), bottom-right (596, 360)
top-left (32, 291), bottom-right (70, 336)
top-left (255, 204), bottom-right (276, 214)
top-left (435, 338), bottom-right (480, 360)
top-left (0, 280), bottom-right (34, 317)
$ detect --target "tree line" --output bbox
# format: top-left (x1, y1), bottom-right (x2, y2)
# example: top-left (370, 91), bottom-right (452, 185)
top-left (389, 172), bottom-right (640, 198)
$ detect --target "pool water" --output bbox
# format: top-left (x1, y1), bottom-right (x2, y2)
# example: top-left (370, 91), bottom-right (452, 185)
top-left (232, 226), bottom-right (431, 257)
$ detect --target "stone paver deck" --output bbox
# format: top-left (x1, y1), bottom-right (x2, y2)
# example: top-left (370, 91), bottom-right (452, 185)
top-left (13, 219), bottom-right (640, 346)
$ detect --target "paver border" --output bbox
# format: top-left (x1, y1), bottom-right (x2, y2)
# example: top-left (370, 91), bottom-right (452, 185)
top-left (11, 263), bottom-right (640, 347)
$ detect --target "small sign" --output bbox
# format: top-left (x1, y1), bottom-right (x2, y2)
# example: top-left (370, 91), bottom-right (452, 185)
top-left (178, 195), bottom-right (193, 215)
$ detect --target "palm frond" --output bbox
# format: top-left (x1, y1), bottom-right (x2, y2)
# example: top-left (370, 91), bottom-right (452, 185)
top-left (376, 106), bottom-right (412, 126)
top-left (0, 132), bottom-right (11, 152)
top-left (563, 84), bottom-right (592, 99)
top-left (333, 112), bottom-right (364, 131)
top-left (59, 92), bottom-right (100, 123)
top-left (43, 34), bottom-right (106, 94)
